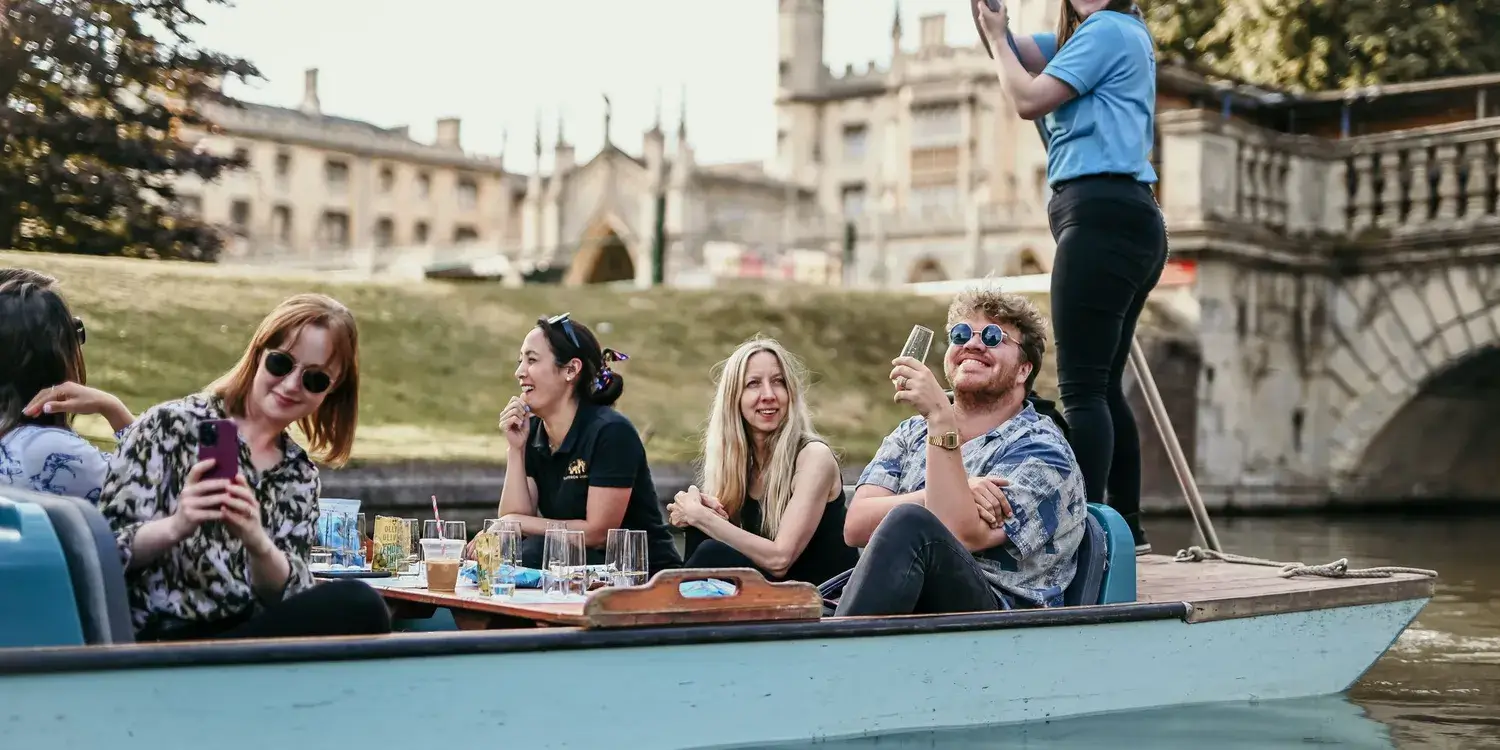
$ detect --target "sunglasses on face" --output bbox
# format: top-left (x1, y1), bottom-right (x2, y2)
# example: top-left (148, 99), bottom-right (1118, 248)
top-left (948, 322), bottom-right (1012, 349)
top-left (548, 312), bottom-right (582, 350)
top-left (263, 350), bottom-right (332, 394)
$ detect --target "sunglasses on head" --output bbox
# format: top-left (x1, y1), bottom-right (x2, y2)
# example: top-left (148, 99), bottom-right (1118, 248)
top-left (73, 317), bottom-right (86, 345)
top-left (948, 322), bottom-right (1012, 348)
top-left (263, 350), bottom-right (332, 394)
top-left (547, 312), bottom-right (582, 350)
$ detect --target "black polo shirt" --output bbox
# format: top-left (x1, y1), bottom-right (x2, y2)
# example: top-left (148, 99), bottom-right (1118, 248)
top-left (525, 403), bottom-right (681, 573)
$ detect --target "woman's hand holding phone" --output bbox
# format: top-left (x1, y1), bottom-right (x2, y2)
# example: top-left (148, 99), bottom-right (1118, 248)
top-left (171, 459), bottom-right (230, 540)
top-left (220, 474), bottom-right (275, 556)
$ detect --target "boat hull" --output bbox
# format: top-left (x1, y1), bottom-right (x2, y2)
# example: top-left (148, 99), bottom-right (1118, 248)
top-left (0, 597), bottom-right (1427, 749)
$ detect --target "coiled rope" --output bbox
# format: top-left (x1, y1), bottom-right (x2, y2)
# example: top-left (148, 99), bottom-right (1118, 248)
top-left (1173, 546), bottom-right (1438, 579)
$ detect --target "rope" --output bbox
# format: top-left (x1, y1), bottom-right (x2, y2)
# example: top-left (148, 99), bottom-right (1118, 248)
top-left (1173, 546), bottom-right (1438, 579)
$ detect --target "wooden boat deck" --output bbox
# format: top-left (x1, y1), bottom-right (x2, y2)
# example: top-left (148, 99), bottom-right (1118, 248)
top-left (1135, 554), bottom-right (1436, 623)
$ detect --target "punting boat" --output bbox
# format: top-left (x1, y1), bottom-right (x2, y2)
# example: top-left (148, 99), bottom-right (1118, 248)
top-left (0, 485), bottom-right (1435, 749)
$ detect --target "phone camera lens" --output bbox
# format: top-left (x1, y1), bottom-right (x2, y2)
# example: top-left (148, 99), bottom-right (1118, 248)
top-left (199, 423), bottom-right (217, 446)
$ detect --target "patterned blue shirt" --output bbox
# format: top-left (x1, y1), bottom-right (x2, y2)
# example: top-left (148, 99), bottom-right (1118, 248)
top-left (0, 424), bottom-right (125, 504)
top-left (857, 403), bottom-right (1088, 608)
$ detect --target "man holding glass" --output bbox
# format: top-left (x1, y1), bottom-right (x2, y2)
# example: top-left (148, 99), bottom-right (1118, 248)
top-left (838, 287), bottom-right (1087, 615)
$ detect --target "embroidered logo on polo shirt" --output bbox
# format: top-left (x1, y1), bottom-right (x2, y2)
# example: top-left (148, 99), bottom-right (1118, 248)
top-left (567, 459), bottom-right (588, 478)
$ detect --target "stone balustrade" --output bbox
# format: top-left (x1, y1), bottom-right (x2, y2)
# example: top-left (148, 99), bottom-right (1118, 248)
top-left (1158, 108), bottom-right (1500, 249)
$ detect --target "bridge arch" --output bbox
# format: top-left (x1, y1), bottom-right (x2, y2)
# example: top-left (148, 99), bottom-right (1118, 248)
top-left (1324, 264), bottom-right (1500, 500)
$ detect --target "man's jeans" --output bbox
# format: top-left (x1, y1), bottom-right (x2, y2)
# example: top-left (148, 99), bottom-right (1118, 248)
top-left (834, 504), bottom-right (1007, 617)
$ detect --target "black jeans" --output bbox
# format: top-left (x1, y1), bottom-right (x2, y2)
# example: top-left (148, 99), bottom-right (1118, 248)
top-left (1047, 175), bottom-right (1168, 522)
top-left (833, 504), bottom-right (1004, 617)
top-left (144, 579), bottom-right (393, 641)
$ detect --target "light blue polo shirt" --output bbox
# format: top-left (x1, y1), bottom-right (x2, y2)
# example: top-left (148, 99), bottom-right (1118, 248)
top-left (1030, 11), bottom-right (1157, 186)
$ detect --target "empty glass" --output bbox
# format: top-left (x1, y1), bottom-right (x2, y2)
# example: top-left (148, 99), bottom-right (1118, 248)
top-left (605, 529), bottom-right (629, 586)
top-left (422, 520), bottom-right (466, 543)
top-left (402, 518), bottom-right (421, 571)
top-left (543, 528), bottom-right (585, 597)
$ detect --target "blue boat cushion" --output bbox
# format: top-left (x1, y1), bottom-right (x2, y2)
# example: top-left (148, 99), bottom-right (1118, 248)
top-left (15, 489), bottom-right (135, 645)
top-left (1062, 512), bottom-right (1106, 607)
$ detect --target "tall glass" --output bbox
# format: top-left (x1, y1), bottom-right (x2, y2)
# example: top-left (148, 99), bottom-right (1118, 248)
top-left (624, 529), bottom-right (649, 586)
top-left (543, 528), bottom-right (585, 597)
top-left (493, 526), bottom-right (522, 597)
top-left (605, 529), bottom-right (629, 587)
top-left (402, 518), bottom-right (421, 571)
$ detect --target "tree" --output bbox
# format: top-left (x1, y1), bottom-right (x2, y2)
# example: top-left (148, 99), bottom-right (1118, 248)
top-left (0, 0), bottom-right (258, 259)
top-left (1141, 0), bottom-right (1500, 93)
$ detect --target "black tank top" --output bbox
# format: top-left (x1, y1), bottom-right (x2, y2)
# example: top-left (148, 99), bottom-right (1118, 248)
top-left (683, 483), bottom-right (857, 586)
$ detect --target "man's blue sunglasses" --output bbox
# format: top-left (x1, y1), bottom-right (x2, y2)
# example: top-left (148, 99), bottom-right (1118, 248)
top-left (948, 322), bottom-right (1011, 348)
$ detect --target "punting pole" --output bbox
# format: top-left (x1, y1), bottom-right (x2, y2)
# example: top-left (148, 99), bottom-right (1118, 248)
top-left (1127, 339), bottom-right (1222, 552)
top-left (978, 12), bottom-right (1224, 550)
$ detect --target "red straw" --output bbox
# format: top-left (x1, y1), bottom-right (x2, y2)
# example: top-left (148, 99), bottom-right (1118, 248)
top-left (431, 494), bottom-right (444, 540)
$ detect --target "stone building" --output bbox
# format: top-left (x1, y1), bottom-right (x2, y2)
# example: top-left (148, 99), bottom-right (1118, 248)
top-left (176, 69), bottom-right (521, 263)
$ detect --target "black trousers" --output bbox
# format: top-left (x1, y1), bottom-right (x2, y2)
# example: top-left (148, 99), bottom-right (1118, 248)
top-left (1047, 175), bottom-right (1168, 522)
top-left (144, 579), bottom-right (393, 641)
top-left (833, 504), bottom-right (1004, 617)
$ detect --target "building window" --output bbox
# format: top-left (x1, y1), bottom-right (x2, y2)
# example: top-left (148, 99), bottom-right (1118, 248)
top-left (271, 205), bottom-right (292, 244)
top-left (842, 124), bottom-right (868, 163)
top-left (274, 151), bottom-right (291, 189)
top-left (909, 183), bottom-right (959, 216)
top-left (375, 217), bottom-right (394, 248)
top-left (453, 225), bottom-right (478, 242)
top-left (379, 166), bottom-right (394, 193)
top-left (319, 211), bottom-right (350, 249)
top-left (457, 177), bottom-right (478, 210)
top-left (229, 200), bottom-right (250, 236)
top-left (417, 172), bottom-right (431, 199)
top-left (324, 159), bottom-right (349, 193)
top-left (910, 103), bottom-right (961, 149)
top-left (414, 221), bottom-right (430, 244)
top-left (231, 146), bottom-right (250, 166)
top-left (841, 184), bottom-right (866, 216)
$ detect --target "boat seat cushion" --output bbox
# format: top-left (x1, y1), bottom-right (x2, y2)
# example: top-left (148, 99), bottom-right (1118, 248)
top-left (1062, 511), bottom-right (1106, 607)
top-left (13, 489), bottom-right (135, 645)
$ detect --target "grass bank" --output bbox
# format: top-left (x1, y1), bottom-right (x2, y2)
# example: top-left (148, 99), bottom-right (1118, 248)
top-left (2, 251), bottom-right (1158, 468)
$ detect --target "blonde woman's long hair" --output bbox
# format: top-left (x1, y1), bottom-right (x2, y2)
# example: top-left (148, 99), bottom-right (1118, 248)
top-left (698, 338), bottom-right (825, 539)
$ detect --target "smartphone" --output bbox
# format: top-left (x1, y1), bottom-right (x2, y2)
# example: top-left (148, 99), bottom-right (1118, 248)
top-left (902, 325), bottom-right (935, 364)
top-left (197, 419), bottom-right (240, 482)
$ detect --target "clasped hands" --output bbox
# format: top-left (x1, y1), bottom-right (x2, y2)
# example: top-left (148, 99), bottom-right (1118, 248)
top-left (666, 485), bottom-right (731, 529)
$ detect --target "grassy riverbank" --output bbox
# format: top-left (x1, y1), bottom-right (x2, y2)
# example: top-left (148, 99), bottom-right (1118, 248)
top-left (6, 251), bottom-right (1085, 466)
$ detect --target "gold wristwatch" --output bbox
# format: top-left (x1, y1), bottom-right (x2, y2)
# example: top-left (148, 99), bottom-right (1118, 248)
top-left (928, 431), bottom-right (960, 450)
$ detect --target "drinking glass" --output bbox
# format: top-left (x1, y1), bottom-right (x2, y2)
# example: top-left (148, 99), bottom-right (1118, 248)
top-left (402, 519), bottom-right (421, 571)
top-left (442, 521), bottom-right (466, 544)
top-left (605, 529), bottom-right (629, 587)
top-left (543, 528), bottom-right (585, 597)
top-left (493, 526), bottom-right (522, 597)
top-left (624, 529), bottom-right (649, 586)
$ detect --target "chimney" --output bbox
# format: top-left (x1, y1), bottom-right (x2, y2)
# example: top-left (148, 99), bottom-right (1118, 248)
top-left (387, 124), bottom-right (410, 139)
top-left (919, 14), bottom-right (946, 50)
top-left (436, 117), bottom-right (462, 149)
top-left (300, 68), bottom-right (321, 114)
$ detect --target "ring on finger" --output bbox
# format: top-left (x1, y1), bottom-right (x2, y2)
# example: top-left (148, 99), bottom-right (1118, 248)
top-left (895, 376), bottom-right (908, 390)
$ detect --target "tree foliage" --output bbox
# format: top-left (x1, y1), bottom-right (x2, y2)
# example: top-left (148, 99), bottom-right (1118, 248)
top-left (1141, 0), bottom-right (1500, 92)
top-left (1, 0), bottom-right (258, 259)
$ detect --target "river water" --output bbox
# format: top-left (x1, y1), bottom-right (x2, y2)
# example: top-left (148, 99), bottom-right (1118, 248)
top-left (785, 513), bottom-right (1500, 749)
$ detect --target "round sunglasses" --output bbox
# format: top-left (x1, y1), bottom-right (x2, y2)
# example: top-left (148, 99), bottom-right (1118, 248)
top-left (263, 350), bottom-right (332, 394)
top-left (947, 322), bottom-right (1013, 348)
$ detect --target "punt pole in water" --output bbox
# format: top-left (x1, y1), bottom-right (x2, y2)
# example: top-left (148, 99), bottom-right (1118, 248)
top-left (1128, 339), bottom-right (1222, 552)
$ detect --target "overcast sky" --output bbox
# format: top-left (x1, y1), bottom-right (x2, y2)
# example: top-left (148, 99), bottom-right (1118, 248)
top-left (193, 0), bottom-right (992, 171)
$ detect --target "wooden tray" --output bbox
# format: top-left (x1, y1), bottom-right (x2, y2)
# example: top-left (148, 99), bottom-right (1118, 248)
top-left (581, 568), bottom-right (823, 629)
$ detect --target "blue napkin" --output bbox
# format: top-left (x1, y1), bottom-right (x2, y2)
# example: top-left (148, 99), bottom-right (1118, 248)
top-left (460, 562), bottom-right (542, 588)
top-left (679, 578), bottom-right (738, 598)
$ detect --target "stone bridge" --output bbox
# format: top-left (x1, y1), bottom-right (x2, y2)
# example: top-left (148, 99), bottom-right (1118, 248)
top-left (1158, 97), bottom-right (1500, 509)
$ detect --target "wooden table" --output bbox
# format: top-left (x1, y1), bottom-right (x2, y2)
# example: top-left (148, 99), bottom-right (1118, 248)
top-left (375, 584), bottom-right (587, 630)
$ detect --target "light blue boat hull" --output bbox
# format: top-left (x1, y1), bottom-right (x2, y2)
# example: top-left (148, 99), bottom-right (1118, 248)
top-left (0, 597), bottom-right (1426, 750)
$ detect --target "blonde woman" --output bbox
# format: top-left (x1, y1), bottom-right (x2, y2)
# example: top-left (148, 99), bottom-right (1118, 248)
top-left (668, 338), bottom-right (857, 585)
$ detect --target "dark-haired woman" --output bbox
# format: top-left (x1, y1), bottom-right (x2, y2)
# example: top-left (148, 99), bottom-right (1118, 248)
top-left (493, 313), bottom-right (681, 573)
top-left (977, 0), bottom-right (1166, 554)
top-left (0, 270), bottom-right (135, 504)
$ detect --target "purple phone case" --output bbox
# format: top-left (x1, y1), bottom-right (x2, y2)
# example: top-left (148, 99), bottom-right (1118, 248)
top-left (198, 419), bottom-right (240, 482)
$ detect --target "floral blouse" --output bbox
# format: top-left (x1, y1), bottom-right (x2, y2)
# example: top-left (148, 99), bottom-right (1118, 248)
top-left (98, 392), bottom-right (321, 638)
top-left (0, 424), bottom-right (128, 504)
